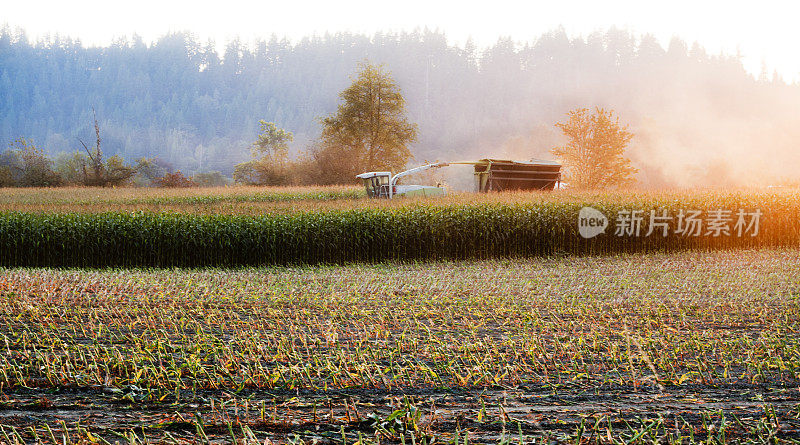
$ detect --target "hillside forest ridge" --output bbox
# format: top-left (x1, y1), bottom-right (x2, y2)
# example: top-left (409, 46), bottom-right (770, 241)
top-left (1, 26), bottom-right (799, 188)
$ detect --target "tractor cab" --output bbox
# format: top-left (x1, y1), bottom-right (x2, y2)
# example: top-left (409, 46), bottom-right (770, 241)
top-left (357, 163), bottom-right (450, 199)
top-left (356, 172), bottom-right (392, 198)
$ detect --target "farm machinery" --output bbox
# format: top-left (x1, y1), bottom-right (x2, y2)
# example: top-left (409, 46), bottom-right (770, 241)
top-left (356, 162), bottom-right (450, 199)
top-left (357, 159), bottom-right (562, 199)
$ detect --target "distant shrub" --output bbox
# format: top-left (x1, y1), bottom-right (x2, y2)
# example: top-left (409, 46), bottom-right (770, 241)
top-left (0, 166), bottom-right (14, 187)
top-left (233, 159), bottom-right (291, 186)
top-left (194, 171), bottom-right (231, 187)
top-left (154, 171), bottom-right (197, 188)
top-left (2, 138), bottom-right (62, 187)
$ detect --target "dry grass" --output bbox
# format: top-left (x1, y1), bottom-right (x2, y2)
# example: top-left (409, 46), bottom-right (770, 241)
top-left (0, 185), bottom-right (363, 212)
top-left (0, 185), bottom-right (797, 215)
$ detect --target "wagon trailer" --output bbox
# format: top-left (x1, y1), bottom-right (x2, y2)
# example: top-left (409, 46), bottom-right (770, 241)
top-left (472, 159), bottom-right (562, 192)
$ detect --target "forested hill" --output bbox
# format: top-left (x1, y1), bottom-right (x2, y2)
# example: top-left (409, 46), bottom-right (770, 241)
top-left (1, 26), bottom-right (799, 187)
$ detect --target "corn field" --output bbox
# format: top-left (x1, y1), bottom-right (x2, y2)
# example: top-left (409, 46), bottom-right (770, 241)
top-left (1, 250), bottom-right (799, 442)
top-left (0, 190), bottom-right (798, 267)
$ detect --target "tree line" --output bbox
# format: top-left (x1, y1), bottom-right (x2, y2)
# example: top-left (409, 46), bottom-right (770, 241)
top-left (1, 26), bottom-right (799, 187)
top-left (0, 61), bottom-right (419, 187)
top-left (0, 135), bottom-right (230, 187)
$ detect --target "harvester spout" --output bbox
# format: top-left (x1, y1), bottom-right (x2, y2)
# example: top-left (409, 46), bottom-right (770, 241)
top-left (390, 162), bottom-right (450, 186)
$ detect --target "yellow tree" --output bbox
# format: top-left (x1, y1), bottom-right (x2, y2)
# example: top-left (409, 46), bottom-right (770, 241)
top-left (319, 62), bottom-right (417, 180)
top-left (553, 108), bottom-right (637, 189)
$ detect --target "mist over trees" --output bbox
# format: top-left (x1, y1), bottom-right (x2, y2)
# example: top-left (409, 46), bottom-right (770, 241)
top-left (1, 25), bottom-right (799, 187)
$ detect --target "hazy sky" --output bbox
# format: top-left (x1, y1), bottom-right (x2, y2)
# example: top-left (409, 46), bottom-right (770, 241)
top-left (4, 0), bottom-right (798, 81)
